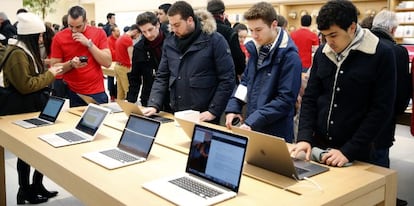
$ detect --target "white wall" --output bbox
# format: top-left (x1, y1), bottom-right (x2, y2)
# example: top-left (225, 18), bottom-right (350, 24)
top-left (0, 0), bottom-right (23, 23)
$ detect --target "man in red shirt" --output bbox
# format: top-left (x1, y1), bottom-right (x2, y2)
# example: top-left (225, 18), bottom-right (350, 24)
top-left (50, 6), bottom-right (112, 107)
top-left (107, 25), bottom-right (120, 63)
top-left (290, 14), bottom-right (319, 72)
top-left (114, 24), bottom-right (140, 100)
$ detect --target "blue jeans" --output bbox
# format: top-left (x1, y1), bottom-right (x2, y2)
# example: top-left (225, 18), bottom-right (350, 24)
top-left (368, 147), bottom-right (390, 168)
top-left (68, 90), bottom-right (108, 107)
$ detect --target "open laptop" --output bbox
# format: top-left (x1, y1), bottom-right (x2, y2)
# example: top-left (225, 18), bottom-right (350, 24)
top-left (77, 93), bottom-right (122, 113)
top-left (13, 96), bottom-right (65, 129)
top-left (143, 124), bottom-right (248, 206)
top-left (83, 114), bottom-right (160, 169)
top-left (38, 104), bottom-right (111, 147)
top-left (231, 126), bottom-right (328, 180)
top-left (116, 100), bottom-right (173, 123)
top-left (175, 116), bottom-right (196, 139)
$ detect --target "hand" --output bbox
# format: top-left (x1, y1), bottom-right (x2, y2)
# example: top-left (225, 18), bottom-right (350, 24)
top-left (72, 32), bottom-right (89, 47)
top-left (49, 66), bottom-right (63, 76)
top-left (225, 113), bottom-right (243, 129)
top-left (290, 141), bottom-right (312, 161)
top-left (320, 149), bottom-right (349, 167)
top-left (142, 107), bottom-right (157, 116)
top-left (199, 111), bottom-right (216, 122)
top-left (239, 124), bottom-right (251, 130)
top-left (70, 56), bottom-right (87, 69)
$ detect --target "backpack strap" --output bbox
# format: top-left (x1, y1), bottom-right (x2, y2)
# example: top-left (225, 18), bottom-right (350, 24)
top-left (0, 47), bottom-right (18, 73)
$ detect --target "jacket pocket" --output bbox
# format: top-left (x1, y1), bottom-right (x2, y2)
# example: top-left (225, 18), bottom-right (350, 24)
top-left (189, 76), bottom-right (217, 110)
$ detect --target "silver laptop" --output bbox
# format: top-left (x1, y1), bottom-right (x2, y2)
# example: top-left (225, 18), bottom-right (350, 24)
top-left (231, 126), bottom-right (329, 180)
top-left (116, 100), bottom-right (173, 123)
top-left (143, 124), bottom-right (248, 206)
top-left (13, 96), bottom-right (65, 129)
top-left (38, 104), bottom-right (111, 147)
top-left (83, 114), bottom-right (160, 169)
top-left (78, 93), bottom-right (122, 113)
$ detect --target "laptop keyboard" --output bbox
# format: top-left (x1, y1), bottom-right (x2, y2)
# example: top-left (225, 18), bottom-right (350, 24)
top-left (169, 177), bottom-right (222, 198)
top-left (56, 132), bottom-right (85, 142)
top-left (100, 149), bottom-right (138, 162)
top-left (24, 118), bottom-right (48, 125)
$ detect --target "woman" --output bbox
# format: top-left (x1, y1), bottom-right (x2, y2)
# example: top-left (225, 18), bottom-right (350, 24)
top-left (1, 12), bottom-right (61, 204)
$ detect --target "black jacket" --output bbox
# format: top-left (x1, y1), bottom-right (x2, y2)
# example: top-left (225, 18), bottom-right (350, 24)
top-left (0, 20), bottom-right (17, 45)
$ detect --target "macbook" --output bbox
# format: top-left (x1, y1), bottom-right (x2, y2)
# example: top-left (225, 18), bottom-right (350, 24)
top-left (78, 93), bottom-right (122, 113)
top-left (231, 126), bottom-right (329, 180)
top-left (13, 96), bottom-right (65, 129)
top-left (175, 116), bottom-right (196, 139)
top-left (142, 124), bottom-right (248, 206)
top-left (116, 100), bottom-right (173, 123)
top-left (83, 114), bottom-right (160, 169)
top-left (38, 104), bottom-right (111, 147)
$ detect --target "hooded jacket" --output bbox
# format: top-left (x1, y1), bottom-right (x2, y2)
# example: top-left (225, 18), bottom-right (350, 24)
top-left (225, 28), bottom-right (302, 142)
top-left (148, 10), bottom-right (235, 119)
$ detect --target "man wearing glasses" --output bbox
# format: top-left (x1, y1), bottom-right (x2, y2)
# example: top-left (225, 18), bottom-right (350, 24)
top-left (50, 6), bottom-right (112, 107)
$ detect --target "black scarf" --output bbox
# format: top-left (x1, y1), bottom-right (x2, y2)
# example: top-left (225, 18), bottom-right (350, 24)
top-left (175, 17), bottom-right (202, 54)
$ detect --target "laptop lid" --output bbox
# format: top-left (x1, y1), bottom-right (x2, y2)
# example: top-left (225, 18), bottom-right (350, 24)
top-left (117, 114), bottom-right (161, 158)
top-left (175, 117), bottom-right (195, 139)
top-left (186, 125), bottom-right (248, 193)
top-left (116, 100), bottom-right (143, 116)
top-left (75, 104), bottom-right (111, 138)
top-left (38, 96), bottom-right (65, 122)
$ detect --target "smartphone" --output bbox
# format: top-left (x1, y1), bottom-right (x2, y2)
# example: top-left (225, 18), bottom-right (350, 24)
top-left (79, 56), bottom-right (88, 63)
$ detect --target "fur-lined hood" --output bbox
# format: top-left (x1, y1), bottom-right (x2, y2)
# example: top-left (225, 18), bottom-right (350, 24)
top-left (167, 10), bottom-right (216, 35)
top-left (194, 9), bottom-right (216, 35)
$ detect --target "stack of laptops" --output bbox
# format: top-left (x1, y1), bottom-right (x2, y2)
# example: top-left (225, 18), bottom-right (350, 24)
top-left (231, 126), bottom-right (329, 181)
top-left (13, 96), bottom-right (65, 129)
top-left (83, 114), bottom-right (160, 169)
top-left (116, 100), bottom-right (173, 123)
top-left (38, 104), bottom-right (111, 147)
top-left (143, 124), bottom-right (248, 206)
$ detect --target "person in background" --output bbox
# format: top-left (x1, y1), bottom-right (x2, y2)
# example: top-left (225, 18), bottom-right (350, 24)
top-left (1, 12), bottom-right (62, 204)
top-left (232, 23), bottom-right (250, 62)
top-left (371, 10), bottom-right (410, 206)
top-left (0, 12), bottom-right (17, 45)
top-left (207, 0), bottom-right (245, 82)
top-left (13, 8), bottom-right (28, 28)
top-left (50, 6), bottom-right (112, 107)
top-left (107, 25), bottom-right (120, 65)
top-left (225, 2), bottom-right (302, 143)
top-left (290, 14), bottom-right (319, 73)
top-left (61, 14), bottom-right (68, 30)
top-left (360, 15), bottom-right (374, 29)
top-left (158, 3), bottom-right (172, 36)
top-left (127, 12), bottom-right (171, 112)
top-left (114, 24), bottom-right (140, 100)
top-left (143, 1), bottom-right (235, 124)
top-left (277, 14), bottom-right (288, 30)
top-left (291, 0), bottom-right (396, 190)
top-left (102, 12), bottom-right (117, 101)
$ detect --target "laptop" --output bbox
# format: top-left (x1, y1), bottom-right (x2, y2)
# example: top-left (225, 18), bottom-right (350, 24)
top-left (38, 104), bottom-right (111, 147)
top-left (77, 93), bottom-right (122, 113)
top-left (13, 96), bottom-right (65, 129)
top-left (175, 116), bottom-right (196, 139)
top-left (116, 100), bottom-right (173, 123)
top-left (142, 124), bottom-right (248, 206)
top-left (231, 126), bottom-right (329, 180)
top-left (83, 114), bottom-right (160, 169)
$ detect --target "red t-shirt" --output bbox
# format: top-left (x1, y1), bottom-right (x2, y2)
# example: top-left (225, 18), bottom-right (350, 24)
top-left (107, 35), bottom-right (117, 61)
top-left (51, 26), bottom-right (108, 94)
top-left (290, 28), bottom-right (319, 69)
top-left (115, 34), bottom-right (133, 67)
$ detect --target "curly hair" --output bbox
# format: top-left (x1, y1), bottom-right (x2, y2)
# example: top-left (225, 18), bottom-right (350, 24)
top-left (316, 0), bottom-right (357, 31)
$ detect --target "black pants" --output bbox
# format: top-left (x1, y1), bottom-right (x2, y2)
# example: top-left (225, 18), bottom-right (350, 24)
top-left (17, 158), bottom-right (43, 189)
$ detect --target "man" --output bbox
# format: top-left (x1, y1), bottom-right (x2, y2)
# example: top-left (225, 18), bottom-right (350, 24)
top-left (0, 12), bottom-right (17, 45)
top-left (371, 10), bottom-right (411, 206)
top-left (102, 12), bottom-right (117, 100)
top-left (143, 1), bottom-right (235, 124)
top-left (50, 6), bottom-right (112, 107)
top-left (127, 12), bottom-right (170, 112)
top-left (207, 0), bottom-right (245, 82)
top-left (157, 3), bottom-right (171, 36)
top-left (225, 2), bottom-right (302, 143)
top-left (114, 24), bottom-right (140, 100)
top-left (107, 25), bottom-right (120, 64)
top-left (291, 0), bottom-right (396, 170)
top-left (290, 14), bottom-right (319, 72)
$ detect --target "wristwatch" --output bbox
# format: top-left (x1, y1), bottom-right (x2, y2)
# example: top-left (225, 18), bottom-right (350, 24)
top-left (87, 39), bottom-right (93, 48)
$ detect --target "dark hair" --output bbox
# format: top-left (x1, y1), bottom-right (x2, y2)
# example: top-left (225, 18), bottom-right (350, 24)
top-left (207, 0), bottom-right (225, 15)
top-left (43, 24), bottom-right (55, 56)
top-left (277, 15), bottom-right (287, 27)
top-left (68, 6), bottom-right (87, 21)
top-left (360, 16), bottom-right (374, 29)
top-left (233, 23), bottom-right (247, 33)
top-left (61, 14), bottom-right (68, 29)
top-left (244, 2), bottom-right (277, 27)
top-left (301, 14), bottom-right (312, 27)
top-left (98, 23), bottom-right (104, 27)
top-left (317, 0), bottom-right (357, 31)
top-left (168, 1), bottom-right (194, 21)
top-left (136, 11), bottom-right (159, 27)
top-left (158, 3), bottom-right (172, 14)
top-left (129, 24), bottom-right (139, 31)
top-left (17, 34), bottom-right (44, 73)
top-left (16, 8), bottom-right (27, 15)
top-left (106, 12), bottom-right (115, 20)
